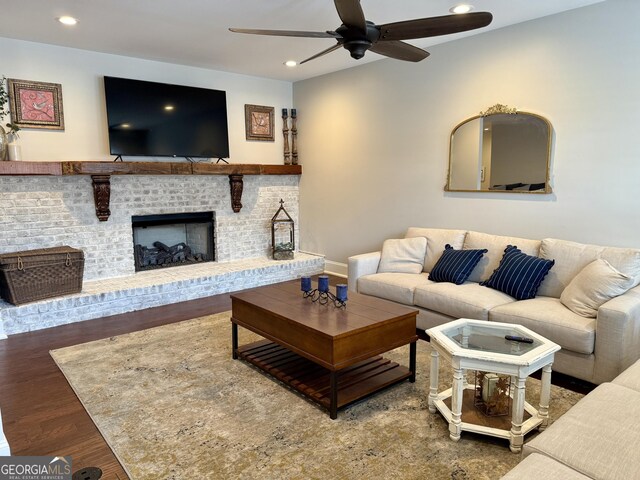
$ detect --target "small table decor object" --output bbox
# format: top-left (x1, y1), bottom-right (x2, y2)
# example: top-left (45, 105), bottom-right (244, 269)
top-left (301, 275), bottom-right (347, 307)
top-left (474, 371), bottom-right (511, 416)
top-left (426, 318), bottom-right (560, 453)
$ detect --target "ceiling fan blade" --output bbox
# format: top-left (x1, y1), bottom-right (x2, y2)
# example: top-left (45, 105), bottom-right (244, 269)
top-left (378, 12), bottom-right (493, 41)
top-left (229, 28), bottom-right (341, 39)
top-left (300, 43), bottom-right (343, 64)
top-left (334, 0), bottom-right (366, 31)
top-left (370, 41), bottom-right (430, 62)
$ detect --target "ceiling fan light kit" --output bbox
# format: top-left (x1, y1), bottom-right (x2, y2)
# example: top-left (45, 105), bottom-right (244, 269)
top-left (450, 5), bottom-right (475, 15)
top-left (230, 0), bottom-right (492, 64)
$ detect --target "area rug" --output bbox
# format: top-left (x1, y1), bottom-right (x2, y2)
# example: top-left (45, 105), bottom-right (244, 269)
top-left (51, 312), bottom-right (583, 480)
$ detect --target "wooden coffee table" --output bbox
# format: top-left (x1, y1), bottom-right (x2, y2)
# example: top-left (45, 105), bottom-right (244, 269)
top-left (231, 281), bottom-right (418, 419)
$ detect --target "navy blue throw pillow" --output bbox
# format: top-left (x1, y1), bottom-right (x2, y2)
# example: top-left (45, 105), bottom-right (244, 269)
top-left (428, 244), bottom-right (488, 285)
top-left (480, 245), bottom-right (555, 300)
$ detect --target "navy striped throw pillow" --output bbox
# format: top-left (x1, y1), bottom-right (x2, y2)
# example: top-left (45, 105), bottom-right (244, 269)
top-left (428, 244), bottom-right (488, 285)
top-left (480, 245), bottom-right (555, 300)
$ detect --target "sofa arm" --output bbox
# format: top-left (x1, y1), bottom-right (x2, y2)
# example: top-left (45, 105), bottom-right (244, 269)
top-left (593, 285), bottom-right (640, 383)
top-left (347, 251), bottom-right (381, 292)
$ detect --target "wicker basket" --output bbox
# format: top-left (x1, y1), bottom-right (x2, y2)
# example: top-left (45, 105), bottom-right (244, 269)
top-left (0, 246), bottom-right (85, 305)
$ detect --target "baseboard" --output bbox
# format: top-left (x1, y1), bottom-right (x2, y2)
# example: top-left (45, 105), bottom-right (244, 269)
top-left (324, 260), bottom-right (347, 278)
top-left (297, 251), bottom-right (345, 278)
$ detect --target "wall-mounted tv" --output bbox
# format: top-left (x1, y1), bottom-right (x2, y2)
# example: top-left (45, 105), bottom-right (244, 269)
top-left (104, 76), bottom-right (230, 159)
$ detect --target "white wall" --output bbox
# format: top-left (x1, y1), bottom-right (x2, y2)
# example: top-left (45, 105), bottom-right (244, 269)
top-left (0, 37), bottom-right (291, 163)
top-left (294, 0), bottom-right (640, 265)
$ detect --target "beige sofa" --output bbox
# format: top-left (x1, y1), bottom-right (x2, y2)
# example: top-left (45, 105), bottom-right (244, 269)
top-left (348, 228), bottom-right (640, 384)
top-left (501, 359), bottom-right (640, 479)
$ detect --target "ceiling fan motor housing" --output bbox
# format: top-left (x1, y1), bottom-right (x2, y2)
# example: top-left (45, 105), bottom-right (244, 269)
top-left (336, 21), bottom-right (380, 59)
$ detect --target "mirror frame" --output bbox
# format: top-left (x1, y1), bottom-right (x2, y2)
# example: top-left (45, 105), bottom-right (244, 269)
top-left (445, 104), bottom-right (553, 194)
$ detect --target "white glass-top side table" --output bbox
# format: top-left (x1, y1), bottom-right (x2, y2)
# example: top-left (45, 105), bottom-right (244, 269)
top-left (426, 318), bottom-right (561, 453)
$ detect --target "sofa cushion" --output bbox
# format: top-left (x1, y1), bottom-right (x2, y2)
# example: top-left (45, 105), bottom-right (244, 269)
top-left (428, 244), bottom-right (487, 285)
top-left (358, 272), bottom-right (432, 305)
top-left (523, 383), bottom-right (640, 480)
top-left (463, 231), bottom-right (540, 283)
top-left (377, 237), bottom-right (427, 274)
top-left (560, 258), bottom-right (635, 318)
top-left (489, 297), bottom-right (595, 354)
top-left (611, 359), bottom-right (640, 392)
top-left (500, 453), bottom-right (591, 480)
top-left (414, 282), bottom-right (515, 320)
top-left (600, 245), bottom-right (640, 286)
top-left (404, 227), bottom-right (467, 273)
top-left (538, 238), bottom-right (640, 298)
top-left (481, 245), bottom-right (555, 300)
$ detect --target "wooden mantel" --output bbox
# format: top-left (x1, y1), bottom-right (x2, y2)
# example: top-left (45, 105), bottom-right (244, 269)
top-left (0, 161), bottom-right (302, 220)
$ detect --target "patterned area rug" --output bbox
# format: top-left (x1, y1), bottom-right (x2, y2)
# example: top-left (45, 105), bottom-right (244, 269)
top-left (51, 312), bottom-right (583, 480)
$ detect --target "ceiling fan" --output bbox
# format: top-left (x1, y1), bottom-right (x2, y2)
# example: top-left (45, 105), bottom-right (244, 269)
top-left (230, 0), bottom-right (493, 64)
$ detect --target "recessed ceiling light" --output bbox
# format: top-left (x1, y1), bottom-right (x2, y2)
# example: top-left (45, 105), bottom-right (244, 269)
top-left (449, 4), bottom-right (474, 14)
top-left (121, 123), bottom-right (131, 129)
top-left (57, 16), bottom-right (78, 26)
top-left (164, 105), bottom-right (175, 111)
top-left (284, 60), bottom-right (297, 67)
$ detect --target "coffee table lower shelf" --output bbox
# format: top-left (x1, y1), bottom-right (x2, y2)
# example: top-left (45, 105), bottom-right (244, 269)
top-left (235, 339), bottom-right (412, 418)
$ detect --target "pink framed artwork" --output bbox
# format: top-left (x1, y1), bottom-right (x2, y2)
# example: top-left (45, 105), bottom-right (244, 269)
top-left (7, 79), bottom-right (65, 130)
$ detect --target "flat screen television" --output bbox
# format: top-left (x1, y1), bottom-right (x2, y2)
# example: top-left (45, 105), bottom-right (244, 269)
top-left (104, 76), bottom-right (230, 159)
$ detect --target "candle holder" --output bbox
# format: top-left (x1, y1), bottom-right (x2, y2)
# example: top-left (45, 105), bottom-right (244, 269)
top-left (291, 108), bottom-right (298, 165)
top-left (303, 289), bottom-right (347, 308)
top-left (301, 277), bottom-right (347, 308)
top-left (282, 108), bottom-right (291, 165)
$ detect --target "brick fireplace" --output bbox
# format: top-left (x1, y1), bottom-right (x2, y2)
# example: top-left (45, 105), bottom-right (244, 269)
top-left (0, 173), bottom-right (324, 336)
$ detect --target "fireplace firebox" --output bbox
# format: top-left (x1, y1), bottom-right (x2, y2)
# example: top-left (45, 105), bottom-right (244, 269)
top-left (132, 212), bottom-right (214, 272)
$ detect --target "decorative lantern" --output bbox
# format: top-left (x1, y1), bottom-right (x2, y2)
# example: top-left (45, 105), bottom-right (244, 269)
top-left (271, 199), bottom-right (294, 260)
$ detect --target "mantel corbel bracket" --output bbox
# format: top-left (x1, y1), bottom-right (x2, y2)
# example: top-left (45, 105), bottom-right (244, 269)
top-left (91, 175), bottom-right (111, 221)
top-left (229, 174), bottom-right (244, 213)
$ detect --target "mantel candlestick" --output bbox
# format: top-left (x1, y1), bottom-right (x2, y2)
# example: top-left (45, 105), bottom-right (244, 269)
top-left (282, 108), bottom-right (291, 165)
top-left (291, 108), bottom-right (298, 165)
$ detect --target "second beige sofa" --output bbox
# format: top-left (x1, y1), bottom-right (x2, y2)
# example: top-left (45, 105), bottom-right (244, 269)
top-left (348, 228), bottom-right (640, 384)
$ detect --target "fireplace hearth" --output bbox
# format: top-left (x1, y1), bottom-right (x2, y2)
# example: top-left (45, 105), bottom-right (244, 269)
top-left (132, 212), bottom-right (214, 272)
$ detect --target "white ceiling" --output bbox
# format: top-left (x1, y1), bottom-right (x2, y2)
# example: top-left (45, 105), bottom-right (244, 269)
top-left (1, 0), bottom-right (604, 82)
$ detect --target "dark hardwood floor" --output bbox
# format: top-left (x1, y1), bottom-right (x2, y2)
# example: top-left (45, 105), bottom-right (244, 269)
top-left (0, 274), bottom-right (594, 478)
top-left (0, 290), bottom-right (234, 479)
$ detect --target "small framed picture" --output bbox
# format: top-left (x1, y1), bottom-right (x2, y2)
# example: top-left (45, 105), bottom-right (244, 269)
top-left (7, 79), bottom-right (65, 130)
top-left (245, 104), bottom-right (274, 141)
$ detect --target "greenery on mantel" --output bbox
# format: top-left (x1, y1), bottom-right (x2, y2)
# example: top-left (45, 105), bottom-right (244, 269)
top-left (0, 76), bottom-right (20, 137)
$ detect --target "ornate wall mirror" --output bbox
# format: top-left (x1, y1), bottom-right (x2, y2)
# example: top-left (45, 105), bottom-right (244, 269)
top-left (446, 104), bottom-right (553, 193)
